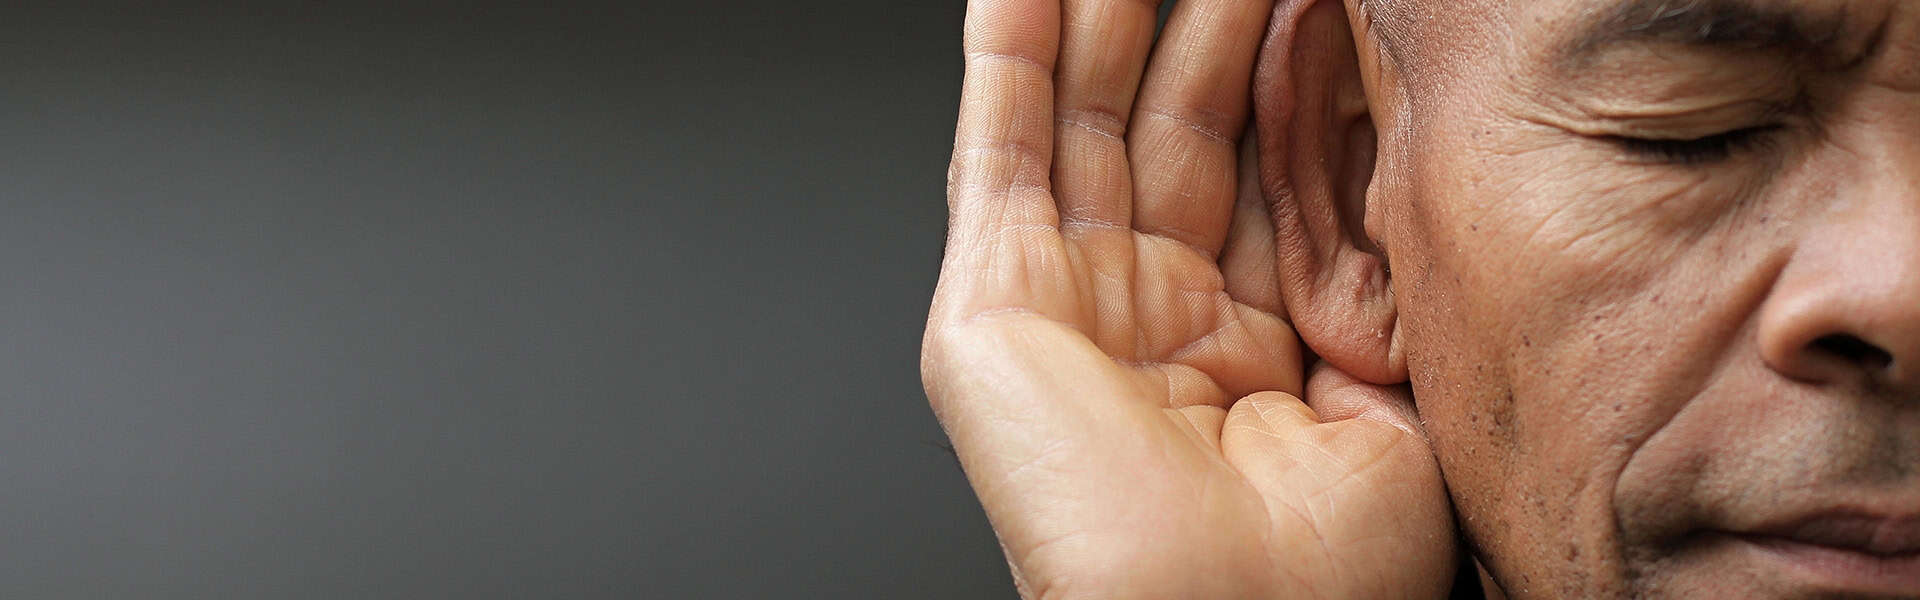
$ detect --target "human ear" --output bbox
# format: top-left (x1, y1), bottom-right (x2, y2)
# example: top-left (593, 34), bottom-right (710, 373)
top-left (1254, 0), bottom-right (1405, 385)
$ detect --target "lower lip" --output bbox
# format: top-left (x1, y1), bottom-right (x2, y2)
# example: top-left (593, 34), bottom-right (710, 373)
top-left (1739, 534), bottom-right (1920, 593)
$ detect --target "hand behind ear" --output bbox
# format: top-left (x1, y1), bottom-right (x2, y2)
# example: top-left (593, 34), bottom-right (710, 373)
top-left (924, 0), bottom-right (1455, 598)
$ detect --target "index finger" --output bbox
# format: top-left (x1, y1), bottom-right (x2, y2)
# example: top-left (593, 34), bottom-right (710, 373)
top-left (947, 0), bottom-right (1062, 243)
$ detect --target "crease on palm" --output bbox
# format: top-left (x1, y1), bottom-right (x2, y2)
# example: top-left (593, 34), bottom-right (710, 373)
top-left (968, 220), bottom-right (1296, 408)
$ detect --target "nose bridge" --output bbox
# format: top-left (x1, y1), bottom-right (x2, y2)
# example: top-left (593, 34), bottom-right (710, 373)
top-left (1846, 106), bottom-right (1920, 305)
top-left (1862, 98), bottom-right (1920, 211)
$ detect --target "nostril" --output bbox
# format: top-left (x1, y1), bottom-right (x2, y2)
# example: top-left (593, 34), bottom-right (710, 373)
top-left (1810, 334), bottom-right (1894, 371)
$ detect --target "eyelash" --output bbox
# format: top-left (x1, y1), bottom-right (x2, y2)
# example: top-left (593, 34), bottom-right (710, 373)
top-left (1614, 125), bottom-right (1782, 165)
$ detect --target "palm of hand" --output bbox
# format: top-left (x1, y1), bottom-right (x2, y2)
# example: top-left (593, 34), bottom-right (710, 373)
top-left (923, 0), bottom-right (1457, 598)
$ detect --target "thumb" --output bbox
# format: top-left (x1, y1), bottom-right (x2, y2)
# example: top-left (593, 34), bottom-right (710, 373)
top-left (1300, 361), bottom-right (1425, 439)
top-left (1219, 372), bottom-right (1457, 599)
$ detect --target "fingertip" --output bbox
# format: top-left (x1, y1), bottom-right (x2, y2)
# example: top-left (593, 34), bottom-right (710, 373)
top-left (1303, 361), bottom-right (1423, 438)
top-left (1227, 390), bottom-right (1315, 430)
top-left (963, 0), bottom-right (1059, 63)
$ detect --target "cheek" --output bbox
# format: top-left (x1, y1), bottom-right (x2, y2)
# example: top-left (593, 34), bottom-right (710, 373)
top-left (1387, 119), bottom-right (1787, 590)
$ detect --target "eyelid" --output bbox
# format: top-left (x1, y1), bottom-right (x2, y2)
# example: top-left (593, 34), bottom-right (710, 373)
top-left (1605, 124), bottom-right (1785, 165)
top-left (1611, 123), bottom-right (1784, 143)
top-left (1564, 67), bottom-right (1802, 122)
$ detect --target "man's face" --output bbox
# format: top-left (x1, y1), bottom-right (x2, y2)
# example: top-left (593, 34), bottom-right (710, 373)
top-left (1371, 0), bottom-right (1920, 596)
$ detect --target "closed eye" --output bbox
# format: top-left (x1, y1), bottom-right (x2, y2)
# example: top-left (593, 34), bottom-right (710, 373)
top-left (1609, 125), bottom-right (1782, 165)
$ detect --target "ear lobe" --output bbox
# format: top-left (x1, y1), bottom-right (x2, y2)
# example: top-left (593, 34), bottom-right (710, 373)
top-left (1255, 0), bottom-right (1406, 385)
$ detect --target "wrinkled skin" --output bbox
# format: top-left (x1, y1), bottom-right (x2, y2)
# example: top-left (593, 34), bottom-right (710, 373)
top-left (926, 0), bottom-right (1920, 598)
top-left (1354, 1), bottom-right (1920, 597)
top-left (922, 0), bottom-right (1454, 598)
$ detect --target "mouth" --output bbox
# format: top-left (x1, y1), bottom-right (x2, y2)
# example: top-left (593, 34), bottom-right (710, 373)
top-left (1754, 513), bottom-right (1920, 556)
top-left (1729, 512), bottom-right (1920, 593)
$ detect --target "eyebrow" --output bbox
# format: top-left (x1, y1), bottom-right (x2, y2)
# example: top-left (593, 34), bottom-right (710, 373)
top-left (1561, 0), bottom-right (1850, 66)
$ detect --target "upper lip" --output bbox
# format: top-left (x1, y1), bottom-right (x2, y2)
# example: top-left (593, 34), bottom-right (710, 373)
top-left (1744, 512), bottom-right (1920, 556)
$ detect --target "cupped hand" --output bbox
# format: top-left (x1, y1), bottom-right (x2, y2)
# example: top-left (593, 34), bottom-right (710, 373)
top-left (922, 0), bottom-right (1457, 598)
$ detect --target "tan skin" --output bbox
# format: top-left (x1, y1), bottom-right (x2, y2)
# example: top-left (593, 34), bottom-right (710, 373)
top-left (926, 0), bottom-right (1920, 598)
top-left (1366, 1), bottom-right (1920, 597)
top-left (923, 0), bottom-right (1453, 597)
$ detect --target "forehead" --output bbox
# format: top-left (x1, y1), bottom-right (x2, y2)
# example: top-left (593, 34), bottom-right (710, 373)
top-left (1553, 0), bottom-right (1889, 65)
top-left (1379, 0), bottom-right (1911, 107)
top-left (1405, 0), bottom-right (1895, 63)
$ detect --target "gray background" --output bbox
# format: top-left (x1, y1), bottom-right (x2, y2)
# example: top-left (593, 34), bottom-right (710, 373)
top-left (0, 3), bottom-right (1022, 598)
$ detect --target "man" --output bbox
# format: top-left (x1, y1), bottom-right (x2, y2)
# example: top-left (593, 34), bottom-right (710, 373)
top-left (921, 0), bottom-right (1920, 597)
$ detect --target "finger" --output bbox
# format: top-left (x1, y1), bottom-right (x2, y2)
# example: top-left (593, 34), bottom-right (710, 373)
top-left (1048, 0), bottom-right (1162, 354)
top-left (1220, 388), bottom-right (1458, 600)
top-left (1050, 0), bottom-right (1160, 230)
top-left (1127, 0), bottom-right (1275, 258)
top-left (1122, 138), bottom-right (1303, 400)
top-left (1218, 390), bottom-right (1317, 455)
top-left (1302, 361), bottom-right (1423, 439)
top-left (1218, 135), bottom-right (1286, 317)
top-left (1218, 392), bottom-right (1321, 497)
top-left (947, 0), bottom-right (1062, 245)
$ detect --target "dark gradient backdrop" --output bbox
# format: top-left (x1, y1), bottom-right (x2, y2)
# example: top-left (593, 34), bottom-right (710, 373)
top-left (0, 3), bottom-right (1016, 598)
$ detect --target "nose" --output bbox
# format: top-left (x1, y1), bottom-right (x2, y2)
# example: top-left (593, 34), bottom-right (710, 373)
top-left (1757, 154), bottom-right (1920, 391)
